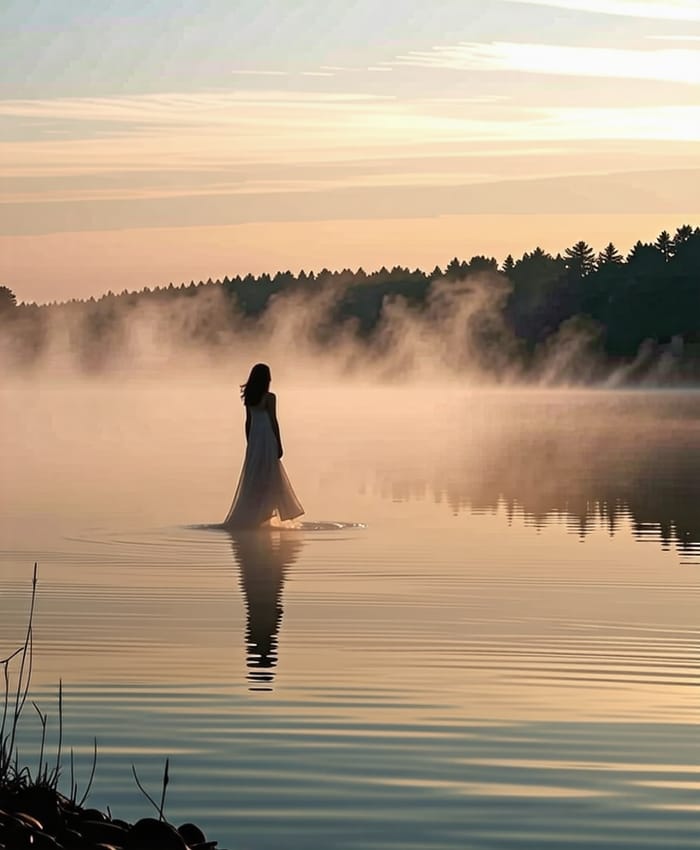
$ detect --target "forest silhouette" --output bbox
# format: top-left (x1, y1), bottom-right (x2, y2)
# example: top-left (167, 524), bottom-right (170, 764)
top-left (1, 223), bottom-right (699, 380)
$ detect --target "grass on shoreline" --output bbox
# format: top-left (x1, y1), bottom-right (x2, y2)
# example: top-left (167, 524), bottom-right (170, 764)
top-left (0, 564), bottom-right (220, 850)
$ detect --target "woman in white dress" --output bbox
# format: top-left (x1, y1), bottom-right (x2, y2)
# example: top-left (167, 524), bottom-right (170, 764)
top-left (223, 363), bottom-right (304, 529)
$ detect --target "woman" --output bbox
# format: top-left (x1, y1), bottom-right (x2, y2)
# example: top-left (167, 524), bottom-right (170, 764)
top-left (223, 363), bottom-right (304, 528)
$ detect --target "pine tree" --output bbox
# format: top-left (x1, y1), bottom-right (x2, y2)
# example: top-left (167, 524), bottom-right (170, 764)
top-left (0, 285), bottom-right (17, 312)
top-left (501, 254), bottom-right (515, 275)
top-left (597, 243), bottom-right (623, 266)
top-left (444, 257), bottom-right (465, 279)
top-left (654, 230), bottom-right (673, 261)
top-left (468, 255), bottom-right (498, 273)
top-left (627, 241), bottom-right (643, 261)
top-left (673, 224), bottom-right (694, 247)
top-left (564, 241), bottom-right (596, 277)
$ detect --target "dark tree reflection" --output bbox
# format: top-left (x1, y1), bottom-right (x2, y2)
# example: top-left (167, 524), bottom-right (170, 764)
top-left (376, 392), bottom-right (700, 557)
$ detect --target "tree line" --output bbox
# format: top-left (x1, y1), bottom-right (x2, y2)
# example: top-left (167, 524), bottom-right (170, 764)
top-left (1, 224), bottom-right (699, 379)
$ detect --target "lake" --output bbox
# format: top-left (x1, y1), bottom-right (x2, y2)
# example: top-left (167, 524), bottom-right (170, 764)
top-left (1, 380), bottom-right (699, 849)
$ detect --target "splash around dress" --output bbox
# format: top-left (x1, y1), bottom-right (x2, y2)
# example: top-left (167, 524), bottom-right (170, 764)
top-left (223, 394), bottom-right (304, 529)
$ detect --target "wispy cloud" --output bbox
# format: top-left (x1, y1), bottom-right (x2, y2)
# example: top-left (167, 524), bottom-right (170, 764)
top-left (507, 0), bottom-right (700, 22)
top-left (1, 73), bottom-right (698, 221)
top-left (0, 90), bottom-right (394, 126)
top-left (539, 104), bottom-right (700, 141)
top-left (392, 41), bottom-right (700, 85)
top-left (230, 69), bottom-right (291, 76)
top-left (1, 89), bottom-right (698, 185)
top-left (233, 64), bottom-right (393, 76)
top-left (647, 35), bottom-right (700, 41)
top-left (418, 96), bottom-right (510, 104)
top-left (0, 169), bottom-right (503, 205)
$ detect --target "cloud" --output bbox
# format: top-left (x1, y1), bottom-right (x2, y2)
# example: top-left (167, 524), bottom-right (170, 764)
top-left (1, 86), bottom-right (698, 193)
top-left (506, 0), bottom-right (700, 22)
top-left (392, 41), bottom-right (700, 85)
top-left (538, 104), bottom-right (700, 141)
top-left (231, 70), bottom-right (291, 76)
top-left (0, 90), bottom-right (394, 125)
top-left (2, 166), bottom-right (698, 237)
top-left (647, 35), bottom-right (700, 41)
top-left (0, 169), bottom-right (500, 205)
top-left (1, 75), bottom-right (698, 220)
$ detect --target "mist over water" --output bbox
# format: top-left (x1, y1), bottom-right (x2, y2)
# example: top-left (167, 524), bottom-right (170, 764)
top-left (2, 369), bottom-right (700, 848)
top-left (4, 269), bottom-right (686, 388)
top-left (1, 275), bottom-right (508, 382)
top-left (4, 373), bottom-right (700, 548)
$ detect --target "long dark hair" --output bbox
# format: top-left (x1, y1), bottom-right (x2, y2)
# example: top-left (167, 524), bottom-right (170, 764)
top-left (241, 363), bottom-right (271, 407)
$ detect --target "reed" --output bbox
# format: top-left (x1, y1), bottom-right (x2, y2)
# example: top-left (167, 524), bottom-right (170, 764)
top-left (0, 564), bottom-right (220, 849)
top-left (0, 563), bottom-right (97, 800)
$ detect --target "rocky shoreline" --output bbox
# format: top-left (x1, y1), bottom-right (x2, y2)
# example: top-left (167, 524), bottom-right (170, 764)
top-left (0, 784), bottom-right (226, 849)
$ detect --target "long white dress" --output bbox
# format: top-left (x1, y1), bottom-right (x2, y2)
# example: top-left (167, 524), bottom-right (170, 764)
top-left (223, 399), bottom-right (304, 529)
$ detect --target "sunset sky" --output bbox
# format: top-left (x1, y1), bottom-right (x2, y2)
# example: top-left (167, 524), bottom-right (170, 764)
top-left (1, 0), bottom-right (699, 303)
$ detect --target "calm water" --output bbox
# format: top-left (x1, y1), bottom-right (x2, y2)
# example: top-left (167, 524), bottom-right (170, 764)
top-left (1, 382), bottom-right (699, 849)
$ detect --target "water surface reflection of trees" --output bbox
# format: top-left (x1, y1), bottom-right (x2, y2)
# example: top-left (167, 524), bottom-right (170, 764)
top-left (377, 393), bottom-right (700, 555)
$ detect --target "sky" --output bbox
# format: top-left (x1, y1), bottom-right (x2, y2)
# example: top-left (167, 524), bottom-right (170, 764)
top-left (1, 0), bottom-right (699, 303)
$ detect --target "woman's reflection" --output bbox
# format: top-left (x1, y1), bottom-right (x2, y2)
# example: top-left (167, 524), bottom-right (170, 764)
top-left (226, 530), bottom-right (304, 690)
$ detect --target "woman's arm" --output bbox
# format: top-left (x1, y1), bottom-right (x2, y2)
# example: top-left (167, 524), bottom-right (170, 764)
top-left (245, 406), bottom-right (251, 442)
top-left (267, 393), bottom-right (283, 458)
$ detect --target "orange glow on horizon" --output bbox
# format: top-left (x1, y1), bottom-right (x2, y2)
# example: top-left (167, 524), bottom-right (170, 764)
top-left (5, 212), bottom-right (699, 304)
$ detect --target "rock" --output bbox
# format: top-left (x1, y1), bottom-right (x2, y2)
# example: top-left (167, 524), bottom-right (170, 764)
top-left (13, 787), bottom-right (62, 834)
top-left (124, 818), bottom-right (187, 850)
top-left (28, 833), bottom-right (62, 849)
top-left (0, 815), bottom-right (34, 849)
top-left (13, 811), bottom-right (44, 832)
top-left (57, 827), bottom-right (84, 847)
top-left (81, 808), bottom-right (108, 823)
top-left (79, 819), bottom-right (129, 846)
top-left (62, 807), bottom-right (85, 829)
top-left (177, 822), bottom-right (206, 845)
